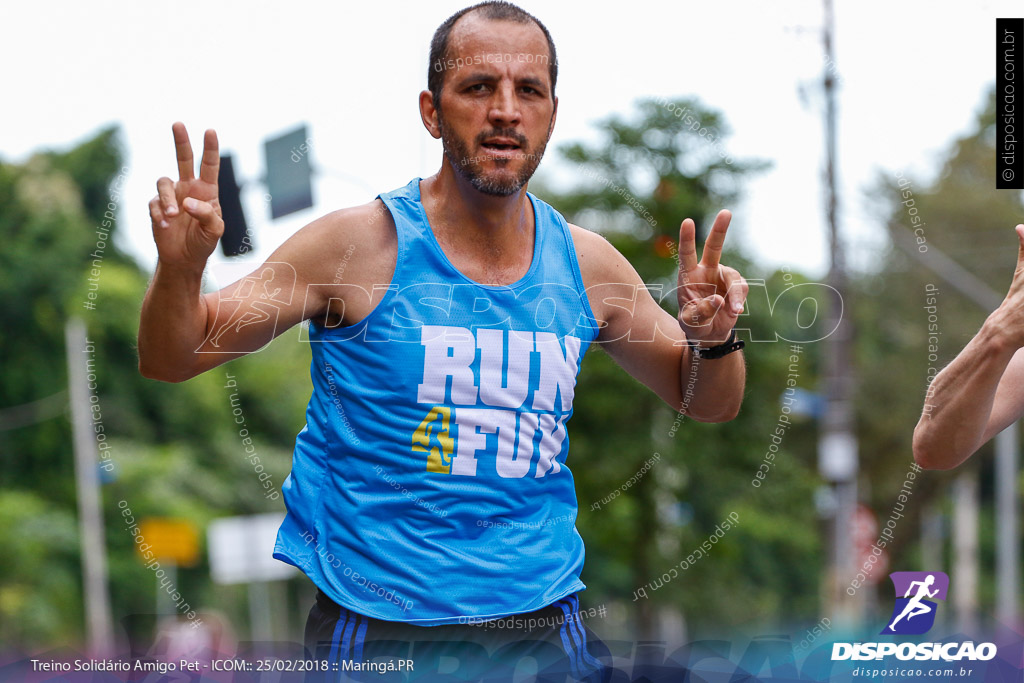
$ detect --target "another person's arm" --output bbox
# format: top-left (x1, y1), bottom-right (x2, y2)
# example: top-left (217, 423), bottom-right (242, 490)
top-left (912, 224), bottom-right (1024, 469)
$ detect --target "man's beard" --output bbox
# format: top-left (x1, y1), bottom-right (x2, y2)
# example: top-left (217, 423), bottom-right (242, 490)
top-left (438, 114), bottom-right (549, 196)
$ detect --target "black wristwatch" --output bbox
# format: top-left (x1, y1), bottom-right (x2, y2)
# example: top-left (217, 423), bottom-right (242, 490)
top-left (688, 328), bottom-right (745, 360)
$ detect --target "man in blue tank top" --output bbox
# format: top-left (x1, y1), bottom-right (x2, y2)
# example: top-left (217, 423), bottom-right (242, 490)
top-left (139, 2), bottom-right (749, 680)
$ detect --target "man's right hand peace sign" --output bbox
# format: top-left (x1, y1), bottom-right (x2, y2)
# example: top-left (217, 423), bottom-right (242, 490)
top-left (148, 122), bottom-right (224, 270)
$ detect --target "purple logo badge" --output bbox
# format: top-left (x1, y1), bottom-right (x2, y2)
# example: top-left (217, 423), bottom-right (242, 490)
top-left (881, 571), bottom-right (949, 635)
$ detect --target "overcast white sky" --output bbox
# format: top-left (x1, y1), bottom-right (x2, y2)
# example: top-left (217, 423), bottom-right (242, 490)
top-left (2, 0), bottom-right (1018, 280)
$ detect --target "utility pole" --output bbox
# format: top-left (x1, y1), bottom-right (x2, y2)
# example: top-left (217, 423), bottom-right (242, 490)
top-left (817, 0), bottom-right (859, 623)
top-left (952, 470), bottom-right (980, 633)
top-left (994, 423), bottom-right (1019, 627)
top-left (66, 317), bottom-right (115, 656)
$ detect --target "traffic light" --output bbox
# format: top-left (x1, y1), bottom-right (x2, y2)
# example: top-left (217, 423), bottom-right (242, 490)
top-left (264, 125), bottom-right (314, 220)
top-left (217, 154), bottom-right (251, 257)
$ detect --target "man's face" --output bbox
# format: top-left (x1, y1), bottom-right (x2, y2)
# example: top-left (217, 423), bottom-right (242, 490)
top-left (433, 14), bottom-right (557, 196)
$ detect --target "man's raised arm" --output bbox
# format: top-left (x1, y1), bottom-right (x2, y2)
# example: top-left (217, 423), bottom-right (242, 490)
top-left (580, 210), bottom-right (747, 422)
top-left (138, 123), bottom-right (335, 382)
top-left (912, 224), bottom-right (1024, 469)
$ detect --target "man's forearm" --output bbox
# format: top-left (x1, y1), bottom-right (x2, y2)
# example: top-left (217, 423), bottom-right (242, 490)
top-left (138, 261), bottom-right (209, 382)
top-left (679, 346), bottom-right (745, 422)
top-left (913, 315), bottom-right (1018, 469)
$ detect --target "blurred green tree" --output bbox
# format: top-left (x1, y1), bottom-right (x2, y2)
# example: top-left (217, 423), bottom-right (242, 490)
top-left (0, 128), bottom-right (308, 650)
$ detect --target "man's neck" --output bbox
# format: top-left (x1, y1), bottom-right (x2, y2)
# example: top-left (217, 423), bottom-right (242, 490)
top-left (420, 162), bottom-right (534, 260)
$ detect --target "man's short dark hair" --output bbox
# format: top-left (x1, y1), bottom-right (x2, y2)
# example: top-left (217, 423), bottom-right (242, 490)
top-left (427, 1), bottom-right (558, 111)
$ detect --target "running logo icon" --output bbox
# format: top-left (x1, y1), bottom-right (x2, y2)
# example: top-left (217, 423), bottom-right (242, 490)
top-left (881, 571), bottom-right (949, 635)
top-left (412, 406), bottom-right (454, 474)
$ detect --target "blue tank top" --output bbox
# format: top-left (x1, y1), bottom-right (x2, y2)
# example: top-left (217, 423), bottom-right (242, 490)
top-left (273, 177), bottom-right (600, 625)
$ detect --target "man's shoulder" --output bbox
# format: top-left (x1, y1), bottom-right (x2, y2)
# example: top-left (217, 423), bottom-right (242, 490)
top-left (564, 221), bottom-right (632, 287)
top-left (310, 199), bottom-right (396, 244)
top-left (293, 199), bottom-right (396, 255)
top-left (275, 199), bottom-right (397, 287)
